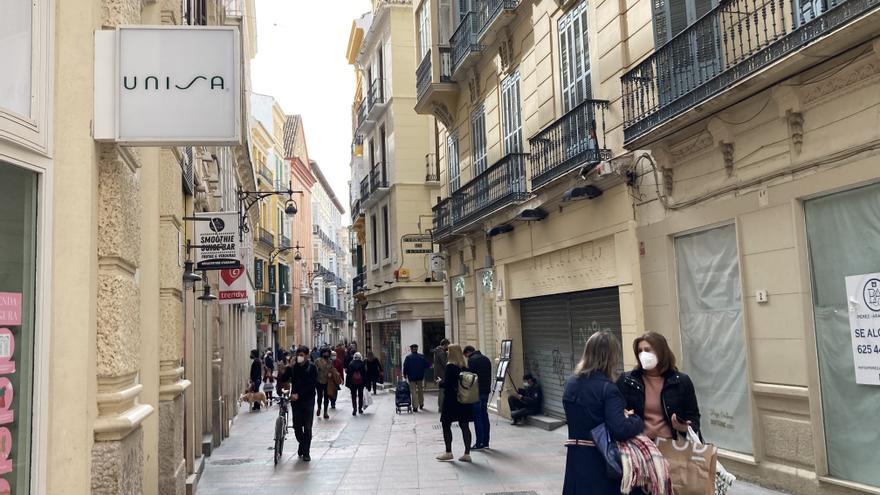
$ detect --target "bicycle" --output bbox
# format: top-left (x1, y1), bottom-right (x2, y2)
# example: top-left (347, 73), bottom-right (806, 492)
top-left (273, 393), bottom-right (291, 465)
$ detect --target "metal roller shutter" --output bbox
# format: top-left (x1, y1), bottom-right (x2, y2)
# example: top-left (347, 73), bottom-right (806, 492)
top-left (520, 287), bottom-right (622, 419)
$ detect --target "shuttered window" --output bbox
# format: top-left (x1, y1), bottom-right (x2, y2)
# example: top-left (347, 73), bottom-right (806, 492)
top-left (501, 70), bottom-right (523, 154)
top-left (558, 1), bottom-right (592, 112)
top-left (471, 104), bottom-right (487, 175)
top-left (447, 133), bottom-right (461, 191)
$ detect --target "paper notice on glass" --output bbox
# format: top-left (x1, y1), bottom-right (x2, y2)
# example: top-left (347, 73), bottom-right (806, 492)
top-left (0, 294), bottom-right (21, 326)
top-left (845, 273), bottom-right (880, 385)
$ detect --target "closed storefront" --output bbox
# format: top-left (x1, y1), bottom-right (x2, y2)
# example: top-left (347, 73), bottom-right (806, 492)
top-left (520, 287), bottom-right (622, 418)
top-left (379, 321), bottom-right (401, 381)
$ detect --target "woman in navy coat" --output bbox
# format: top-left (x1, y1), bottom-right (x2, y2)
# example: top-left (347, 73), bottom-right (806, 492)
top-left (563, 331), bottom-right (645, 495)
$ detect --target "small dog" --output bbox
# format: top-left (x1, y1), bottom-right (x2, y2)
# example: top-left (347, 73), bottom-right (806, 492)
top-left (239, 390), bottom-right (268, 411)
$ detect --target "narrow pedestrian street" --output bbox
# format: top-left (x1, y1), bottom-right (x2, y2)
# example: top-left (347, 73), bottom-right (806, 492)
top-left (198, 390), bottom-right (786, 495)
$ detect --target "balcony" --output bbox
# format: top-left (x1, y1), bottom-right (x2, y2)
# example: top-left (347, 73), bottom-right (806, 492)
top-left (621, 0), bottom-right (880, 147)
top-left (351, 198), bottom-right (364, 223)
top-left (425, 153), bottom-right (440, 183)
top-left (529, 99), bottom-right (611, 191)
top-left (451, 12), bottom-right (483, 79)
top-left (353, 273), bottom-right (366, 295)
top-left (415, 47), bottom-right (457, 117)
top-left (279, 292), bottom-right (292, 307)
top-left (280, 235), bottom-right (291, 248)
top-left (359, 176), bottom-right (370, 204)
top-left (363, 164), bottom-right (389, 208)
top-left (258, 227), bottom-right (274, 248)
top-left (315, 302), bottom-right (346, 321)
top-left (432, 198), bottom-right (453, 242)
top-left (451, 153), bottom-right (529, 232)
top-left (477, 0), bottom-right (520, 45)
top-left (356, 81), bottom-right (387, 134)
top-left (355, 99), bottom-right (368, 132)
top-left (257, 292), bottom-right (275, 308)
top-left (258, 163), bottom-right (273, 184)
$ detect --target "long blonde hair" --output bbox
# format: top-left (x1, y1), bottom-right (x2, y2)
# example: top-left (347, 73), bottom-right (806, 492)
top-left (574, 331), bottom-right (621, 379)
top-left (446, 344), bottom-right (467, 368)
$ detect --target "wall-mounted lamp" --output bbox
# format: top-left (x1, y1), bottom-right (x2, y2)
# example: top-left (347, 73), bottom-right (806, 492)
top-left (562, 185), bottom-right (603, 202)
top-left (183, 260), bottom-right (202, 284)
top-left (487, 224), bottom-right (514, 237)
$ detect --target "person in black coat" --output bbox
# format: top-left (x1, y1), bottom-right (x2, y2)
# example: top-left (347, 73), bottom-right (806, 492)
top-left (563, 331), bottom-right (644, 495)
top-left (508, 374), bottom-right (543, 425)
top-left (345, 352), bottom-right (367, 416)
top-left (617, 331), bottom-right (701, 442)
top-left (248, 349), bottom-right (262, 411)
top-left (364, 351), bottom-right (383, 394)
top-left (463, 346), bottom-right (492, 449)
top-left (436, 344), bottom-right (474, 463)
top-left (276, 345), bottom-right (318, 461)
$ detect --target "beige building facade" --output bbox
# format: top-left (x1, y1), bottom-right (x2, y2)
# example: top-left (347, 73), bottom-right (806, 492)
top-left (0, 0), bottom-right (264, 493)
top-left (348, 0), bottom-right (446, 381)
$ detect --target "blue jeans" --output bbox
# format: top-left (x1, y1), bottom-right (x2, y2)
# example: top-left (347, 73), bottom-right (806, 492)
top-left (472, 393), bottom-right (490, 446)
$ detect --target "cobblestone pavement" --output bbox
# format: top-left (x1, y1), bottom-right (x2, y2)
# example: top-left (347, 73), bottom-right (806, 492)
top-left (198, 390), bottom-right (787, 495)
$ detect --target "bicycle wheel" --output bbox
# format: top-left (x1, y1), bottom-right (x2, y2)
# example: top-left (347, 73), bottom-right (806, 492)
top-left (273, 414), bottom-right (285, 465)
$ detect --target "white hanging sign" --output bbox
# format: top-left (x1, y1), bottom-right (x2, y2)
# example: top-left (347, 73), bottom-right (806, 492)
top-left (194, 212), bottom-right (241, 271)
top-left (94, 26), bottom-right (241, 145)
top-left (845, 273), bottom-right (880, 385)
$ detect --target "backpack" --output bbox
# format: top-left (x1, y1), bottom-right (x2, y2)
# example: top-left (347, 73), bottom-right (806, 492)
top-left (457, 371), bottom-right (479, 404)
top-left (351, 370), bottom-right (363, 386)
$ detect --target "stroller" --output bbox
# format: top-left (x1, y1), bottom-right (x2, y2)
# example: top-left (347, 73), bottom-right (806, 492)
top-left (395, 380), bottom-right (412, 414)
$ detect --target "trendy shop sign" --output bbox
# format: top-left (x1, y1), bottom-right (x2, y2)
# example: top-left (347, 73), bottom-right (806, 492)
top-left (94, 26), bottom-right (241, 145)
top-left (846, 273), bottom-right (880, 385)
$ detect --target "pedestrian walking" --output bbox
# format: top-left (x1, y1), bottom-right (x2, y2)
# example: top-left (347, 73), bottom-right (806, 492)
top-left (276, 345), bottom-right (318, 461)
top-left (508, 374), bottom-right (543, 425)
top-left (403, 344), bottom-right (429, 411)
top-left (344, 341), bottom-right (358, 369)
top-left (331, 350), bottom-right (344, 409)
top-left (314, 347), bottom-right (334, 419)
top-left (617, 331), bottom-right (701, 441)
top-left (432, 338), bottom-right (449, 410)
top-left (436, 344), bottom-right (474, 462)
top-left (346, 352), bottom-right (367, 416)
top-left (463, 345), bottom-right (492, 449)
top-left (249, 349), bottom-right (262, 411)
top-left (263, 348), bottom-right (275, 382)
top-left (365, 351), bottom-right (383, 394)
top-left (562, 331), bottom-right (644, 495)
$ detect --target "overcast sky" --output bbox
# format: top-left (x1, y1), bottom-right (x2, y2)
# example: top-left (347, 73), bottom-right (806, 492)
top-left (251, 0), bottom-right (372, 225)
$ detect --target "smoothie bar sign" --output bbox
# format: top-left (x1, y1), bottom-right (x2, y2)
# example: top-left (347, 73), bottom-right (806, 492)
top-left (846, 273), bottom-right (880, 385)
top-left (194, 212), bottom-right (241, 271)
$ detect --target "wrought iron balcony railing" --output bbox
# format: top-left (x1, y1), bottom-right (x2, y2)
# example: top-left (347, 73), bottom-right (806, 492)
top-left (351, 198), bottom-right (364, 222)
top-left (477, 0), bottom-right (519, 37)
top-left (256, 292), bottom-right (275, 308)
top-left (451, 153), bottom-right (529, 229)
top-left (432, 198), bottom-right (452, 241)
top-left (360, 176), bottom-right (370, 203)
top-left (451, 12), bottom-right (483, 75)
top-left (280, 235), bottom-right (291, 248)
top-left (417, 50), bottom-right (433, 100)
top-left (258, 164), bottom-right (273, 183)
top-left (279, 292), bottom-right (292, 307)
top-left (621, 0), bottom-right (879, 144)
top-left (353, 273), bottom-right (365, 294)
top-left (356, 98), bottom-right (367, 130)
top-left (370, 164), bottom-right (388, 191)
top-left (315, 302), bottom-right (346, 320)
top-left (529, 99), bottom-right (611, 191)
top-left (258, 227), bottom-right (274, 247)
top-left (367, 80), bottom-right (385, 110)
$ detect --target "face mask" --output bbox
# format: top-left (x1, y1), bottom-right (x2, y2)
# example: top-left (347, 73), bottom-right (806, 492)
top-left (297, 356), bottom-right (305, 364)
top-left (639, 351), bottom-right (659, 371)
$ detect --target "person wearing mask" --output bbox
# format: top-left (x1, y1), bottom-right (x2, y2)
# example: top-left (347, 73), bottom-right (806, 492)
top-left (263, 349), bottom-right (275, 381)
top-left (345, 352), bottom-right (367, 416)
top-left (436, 344), bottom-right (473, 462)
top-left (403, 344), bottom-right (429, 412)
top-left (344, 341), bottom-right (358, 369)
top-left (365, 351), bottom-right (383, 394)
top-left (617, 331), bottom-right (701, 442)
top-left (330, 351), bottom-right (344, 409)
top-left (432, 339), bottom-right (450, 410)
top-left (562, 331), bottom-right (644, 494)
top-left (314, 347), bottom-right (334, 419)
top-left (463, 346), bottom-right (492, 450)
top-left (276, 346), bottom-right (318, 461)
top-left (507, 374), bottom-right (543, 425)
top-left (249, 349), bottom-right (262, 411)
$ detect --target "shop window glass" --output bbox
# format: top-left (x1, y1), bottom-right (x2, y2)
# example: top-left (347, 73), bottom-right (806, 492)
top-left (0, 161), bottom-right (37, 494)
top-left (675, 224), bottom-right (753, 454)
top-left (805, 183), bottom-right (880, 488)
top-left (0, 0), bottom-right (32, 117)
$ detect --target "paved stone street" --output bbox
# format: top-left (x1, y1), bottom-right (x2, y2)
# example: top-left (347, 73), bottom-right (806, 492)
top-left (198, 390), bottom-right (788, 495)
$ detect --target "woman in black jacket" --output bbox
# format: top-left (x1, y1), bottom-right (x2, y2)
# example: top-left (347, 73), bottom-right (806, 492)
top-left (249, 349), bottom-right (263, 411)
top-left (364, 351), bottom-right (383, 394)
top-left (345, 352), bottom-right (367, 416)
top-left (436, 344), bottom-right (473, 463)
top-left (616, 331), bottom-right (701, 442)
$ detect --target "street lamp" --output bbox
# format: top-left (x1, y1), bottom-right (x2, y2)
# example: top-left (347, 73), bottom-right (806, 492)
top-left (237, 182), bottom-right (303, 241)
top-left (183, 260), bottom-right (202, 284)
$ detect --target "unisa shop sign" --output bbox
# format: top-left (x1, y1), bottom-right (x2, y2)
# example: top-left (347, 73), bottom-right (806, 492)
top-left (94, 26), bottom-right (241, 145)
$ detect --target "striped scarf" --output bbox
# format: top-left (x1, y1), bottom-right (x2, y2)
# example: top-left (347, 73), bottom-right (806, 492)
top-left (618, 435), bottom-right (672, 495)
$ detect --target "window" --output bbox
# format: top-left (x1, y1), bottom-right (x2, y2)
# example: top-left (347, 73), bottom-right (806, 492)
top-left (382, 206), bottom-right (390, 260)
top-left (458, 0), bottom-right (474, 22)
top-left (370, 214), bottom-right (378, 265)
top-left (558, 1), bottom-right (592, 112)
top-left (376, 46), bottom-right (385, 101)
top-left (379, 125), bottom-right (387, 183)
top-left (471, 105), bottom-right (487, 175)
top-left (447, 133), bottom-right (461, 191)
top-left (501, 70), bottom-right (523, 154)
top-left (438, 0), bottom-right (454, 44)
top-left (652, 0), bottom-right (719, 103)
top-left (1, 0), bottom-right (32, 117)
top-left (418, 3), bottom-right (431, 60)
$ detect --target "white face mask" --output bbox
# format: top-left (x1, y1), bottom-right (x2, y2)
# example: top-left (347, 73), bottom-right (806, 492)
top-left (296, 356), bottom-right (305, 364)
top-left (639, 351), bottom-right (659, 371)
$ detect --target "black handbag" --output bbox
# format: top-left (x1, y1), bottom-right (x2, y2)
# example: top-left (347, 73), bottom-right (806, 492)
top-left (590, 422), bottom-right (623, 479)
